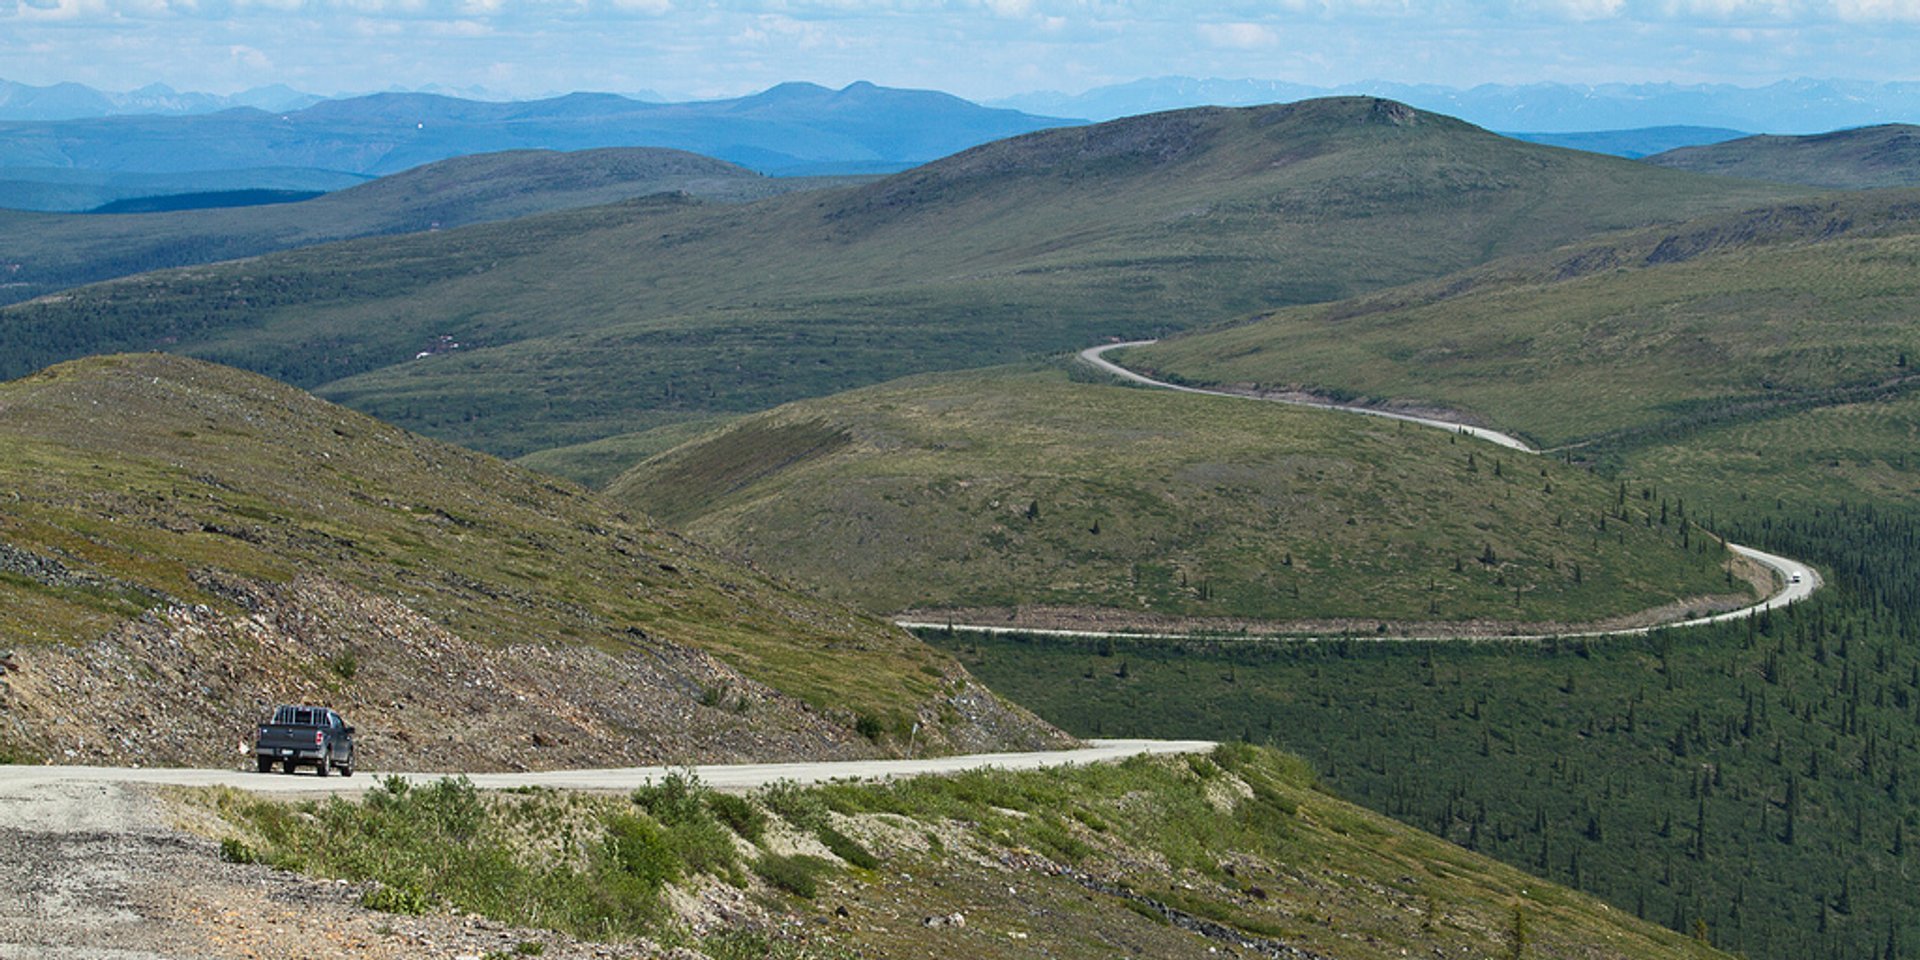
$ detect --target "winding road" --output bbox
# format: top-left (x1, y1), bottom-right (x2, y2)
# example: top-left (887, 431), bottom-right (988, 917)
top-left (898, 341), bottom-right (1821, 644)
top-left (0, 738), bottom-right (1216, 795)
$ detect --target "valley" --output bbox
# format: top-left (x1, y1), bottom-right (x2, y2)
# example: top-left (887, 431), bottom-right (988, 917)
top-left (1, 87), bottom-right (1914, 960)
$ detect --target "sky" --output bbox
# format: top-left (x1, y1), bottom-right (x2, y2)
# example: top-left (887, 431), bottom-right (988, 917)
top-left (2, 0), bottom-right (1919, 102)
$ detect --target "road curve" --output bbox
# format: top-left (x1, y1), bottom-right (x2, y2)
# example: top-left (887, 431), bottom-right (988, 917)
top-left (892, 342), bottom-right (1821, 643)
top-left (1081, 341), bottom-right (1538, 452)
top-left (0, 738), bottom-right (1217, 795)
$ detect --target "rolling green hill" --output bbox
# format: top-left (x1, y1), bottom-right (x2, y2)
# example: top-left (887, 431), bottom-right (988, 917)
top-left (609, 363), bottom-right (1751, 630)
top-left (0, 353), bottom-right (1067, 769)
top-left (0, 147), bottom-right (837, 306)
top-left (1122, 189), bottom-right (1920, 452)
top-left (1648, 124), bottom-right (1920, 189)
top-left (0, 97), bottom-right (1802, 458)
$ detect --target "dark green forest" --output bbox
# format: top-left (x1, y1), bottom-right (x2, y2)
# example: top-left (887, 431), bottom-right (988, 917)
top-left (927, 500), bottom-right (1920, 960)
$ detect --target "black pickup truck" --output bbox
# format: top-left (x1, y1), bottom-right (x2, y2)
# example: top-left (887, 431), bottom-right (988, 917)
top-left (254, 704), bottom-right (355, 776)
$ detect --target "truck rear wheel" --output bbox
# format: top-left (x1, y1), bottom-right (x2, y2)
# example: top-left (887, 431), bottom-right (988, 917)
top-left (256, 757), bottom-right (272, 773)
top-left (314, 757), bottom-right (329, 777)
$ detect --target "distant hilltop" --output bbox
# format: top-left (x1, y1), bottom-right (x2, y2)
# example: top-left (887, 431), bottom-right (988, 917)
top-left (991, 76), bottom-right (1920, 134)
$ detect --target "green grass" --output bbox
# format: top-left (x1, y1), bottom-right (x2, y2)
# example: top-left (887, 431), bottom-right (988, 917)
top-left (513, 414), bottom-right (742, 488)
top-left (187, 746), bottom-right (1732, 960)
top-left (1127, 190), bottom-right (1920, 451)
top-left (203, 777), bottom-right (675, 939)
top-left (1613, 391), bottom-right (1920, 524)
top-left (0, 98), bottom-right (1801, 458)
top-left (0, 353), bottom-right (1043, 759)
top-left (612, 363), bottom-right (1748, 626)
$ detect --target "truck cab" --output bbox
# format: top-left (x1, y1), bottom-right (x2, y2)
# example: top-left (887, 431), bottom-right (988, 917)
top-left (255, 704), bottom-right (355, 776)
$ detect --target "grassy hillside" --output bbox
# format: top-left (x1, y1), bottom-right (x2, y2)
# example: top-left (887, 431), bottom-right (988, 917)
top-left (0, 97), bottom-right (1802, 457)
top-left (1648, 124), bottom-right (1920, 189)
top-left (1124, 190), bottom-right (1920, 451)
top-left (0, 353), bottom-right (1068, 769)
top-left (918, 189), bottom-right (1920, 960)
top-left (0, 147), bottom-right (837, 305)
top-left (1613, 390), bottom-right (1920, 526)
top-left (514, 415), bottom-right (744, 488)
top-left (193, 745), bottom-right (1732, 960)
top-left (609, 363), bottom-right (1751, 629)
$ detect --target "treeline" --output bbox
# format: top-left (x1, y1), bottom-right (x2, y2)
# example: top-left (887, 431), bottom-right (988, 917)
top-left (932, 503), bottom-right (1920, 960)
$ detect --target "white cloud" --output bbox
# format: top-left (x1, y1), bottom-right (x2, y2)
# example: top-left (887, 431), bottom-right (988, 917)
top-left (1197, 20), bottom-right (1278, 47)
top-left (15, 0), bottom-right (110, 21)
top-left (227, 42), bottom-right (271, 67)
top-left (1834, 0), bottom-right (1920, 21)
top-left (1530, 0), bottom-right (1627, 18)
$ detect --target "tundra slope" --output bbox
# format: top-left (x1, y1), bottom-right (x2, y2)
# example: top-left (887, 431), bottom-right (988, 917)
top-left (613, 360), bottom-right (1754, 632)
top-left (905, 341), bottom-right (1814, 641)
top-left (1118, 188), bottom-right (1920, 454)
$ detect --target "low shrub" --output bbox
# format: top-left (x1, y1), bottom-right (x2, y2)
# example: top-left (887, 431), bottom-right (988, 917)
top-left (602, 813), bottom-right (680, 891)
top-left (631, 770), bottom-right (706, 826)
top-left (753, 853), bottom-right (830, 899)
top-left (815, 824), bottom-right (879, 870)
top-left (706, 792), bottom-right (767, 843)
top-left (756, 779), bottom-right (830, 832)
top-left (218, 837), bottom-right (259, 864)
top-left (360, 882), bottom-right (428, 915)
top-left (667, 817), bottom-right (742, 884)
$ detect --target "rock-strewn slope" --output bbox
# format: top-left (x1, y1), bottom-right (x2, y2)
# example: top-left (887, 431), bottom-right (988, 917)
top-left (0, 354), bottom-right (1068, 768)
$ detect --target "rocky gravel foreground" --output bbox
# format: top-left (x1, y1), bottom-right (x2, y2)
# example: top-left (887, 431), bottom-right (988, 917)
top-left (0, 780), bottom-right (673, 960)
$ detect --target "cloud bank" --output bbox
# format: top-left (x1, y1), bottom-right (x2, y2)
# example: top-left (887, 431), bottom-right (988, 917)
top-left (1, 0), bottom-right (1915, 100)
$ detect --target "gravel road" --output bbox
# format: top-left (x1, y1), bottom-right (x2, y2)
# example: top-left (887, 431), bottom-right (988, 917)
top-left (0, 739), bottom-right (1212, 959)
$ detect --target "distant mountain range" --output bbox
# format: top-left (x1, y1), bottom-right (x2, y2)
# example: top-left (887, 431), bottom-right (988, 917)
top-left (992, 77), bottom-right (1920, 134)
top-left (0, 79), bottom-right (320, 120)
top-left (0, 81), bottom-right (1074, 178)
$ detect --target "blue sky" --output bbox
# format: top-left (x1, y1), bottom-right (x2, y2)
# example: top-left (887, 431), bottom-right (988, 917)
top-left (2, 0), bottom-right (1918, 101)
